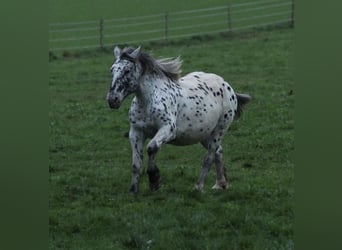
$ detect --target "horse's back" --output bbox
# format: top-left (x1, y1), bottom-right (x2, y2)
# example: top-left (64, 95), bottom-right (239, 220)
top-left (181, 71), bottom-right (224, 87)
top-left (180, 71), bottom-right (237, 111)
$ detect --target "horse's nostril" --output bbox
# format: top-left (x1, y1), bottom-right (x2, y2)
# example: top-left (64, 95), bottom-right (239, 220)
top-left (108, 96), bottom-right (121, 109)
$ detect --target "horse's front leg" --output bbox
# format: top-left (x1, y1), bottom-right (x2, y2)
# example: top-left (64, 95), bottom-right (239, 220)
top-left (146, 124), bottom-right (176, 191)
top-left (129, 127), bottom-right (145, 194)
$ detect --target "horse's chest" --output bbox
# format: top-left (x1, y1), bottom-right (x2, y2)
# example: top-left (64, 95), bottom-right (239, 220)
top-left (130, 109), bottom-right (155, 127)
top-left (129, 104), bottom-right (169, 137)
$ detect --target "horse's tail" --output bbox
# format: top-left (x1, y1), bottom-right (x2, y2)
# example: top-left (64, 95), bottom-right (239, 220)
top-left (235, 93), bottom-right (251, 119)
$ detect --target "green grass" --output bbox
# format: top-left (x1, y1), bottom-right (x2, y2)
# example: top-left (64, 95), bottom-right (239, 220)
top-left (49, 28), bottom-right (294, 249)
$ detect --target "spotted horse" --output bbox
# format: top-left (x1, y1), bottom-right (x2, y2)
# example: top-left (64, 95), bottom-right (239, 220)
top-left (107, 46), bottom-right (251, 193)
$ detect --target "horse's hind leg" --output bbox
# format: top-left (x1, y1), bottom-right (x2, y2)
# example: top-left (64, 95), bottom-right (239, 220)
top-left (197, 118), bottom-right (231, 191)
top-left (196, 143), bottom-right (227, 191)
top-left (212, 146), bottom-right (228, 190)
top-left (195, 147), bottom-right (215, 191)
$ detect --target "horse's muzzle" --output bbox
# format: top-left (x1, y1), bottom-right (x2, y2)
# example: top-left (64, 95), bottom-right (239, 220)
top-left (107, 96), bottom-right (121, 109)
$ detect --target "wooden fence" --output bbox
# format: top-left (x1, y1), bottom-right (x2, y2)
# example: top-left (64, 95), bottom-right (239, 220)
top-left (49, 0), bottom-right (294, 51)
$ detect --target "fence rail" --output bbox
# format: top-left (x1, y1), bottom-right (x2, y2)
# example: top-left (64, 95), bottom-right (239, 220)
top-left (49, 0), bottom-right (294, 51)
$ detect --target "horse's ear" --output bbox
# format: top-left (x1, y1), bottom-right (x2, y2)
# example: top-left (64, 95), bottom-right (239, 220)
top-left (114, 46), bottom-right (121, 59)
top-left (129, 46), bottom-right (141, 60)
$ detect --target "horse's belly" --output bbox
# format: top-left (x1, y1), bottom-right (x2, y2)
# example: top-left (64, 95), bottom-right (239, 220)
top-left (170, 117), bottom-right (219, 145)
top-left (169, 133), bottom-right (209, 146)
top-left (172, 94), bottom-right (223, 145)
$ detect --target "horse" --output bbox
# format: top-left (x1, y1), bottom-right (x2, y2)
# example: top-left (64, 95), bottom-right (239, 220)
top-left (106, 46), bottom-right (251, 193)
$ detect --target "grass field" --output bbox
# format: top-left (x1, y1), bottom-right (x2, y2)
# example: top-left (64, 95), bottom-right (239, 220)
top-left (49, 25), bottom-right (294, 249)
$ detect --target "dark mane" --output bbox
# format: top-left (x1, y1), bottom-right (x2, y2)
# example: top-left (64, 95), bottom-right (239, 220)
top-left (121, 47), bottom-right (182, 81)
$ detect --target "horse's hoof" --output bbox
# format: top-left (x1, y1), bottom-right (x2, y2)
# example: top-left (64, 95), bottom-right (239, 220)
top-left (212, 178), bottom-right (229, 190)
top-left (147, 168), bottom-right (161, 191)
top-left (149, 181), bottom-right (161, 191)
top-left (129, 184), bottom-right (139, 194)
top-left (212, 184), bottom-right (222, 190)
top-left (212, 182), bottom-right (229, 190)
top-left (211, 184), bottom-right (226, 190)
top-left (193, 183), bottom-right (204, 192)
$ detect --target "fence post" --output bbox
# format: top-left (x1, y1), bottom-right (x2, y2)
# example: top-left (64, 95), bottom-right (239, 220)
top-left (164, 11), bottom-right (169, 43)
top-left (291, 0), bottom-right (294, 28)
top-left (227, 4), bottom-right (232, 33)
top-left (99, 18), bottom-right (104, 49)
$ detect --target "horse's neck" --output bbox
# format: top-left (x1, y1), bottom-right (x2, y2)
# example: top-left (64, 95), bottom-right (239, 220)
top-left (136, 74), bottom-right (167, 103)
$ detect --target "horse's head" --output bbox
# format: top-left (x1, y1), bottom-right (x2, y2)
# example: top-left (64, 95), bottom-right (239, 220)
top-left (107, 46), bottom-right (142, 109)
